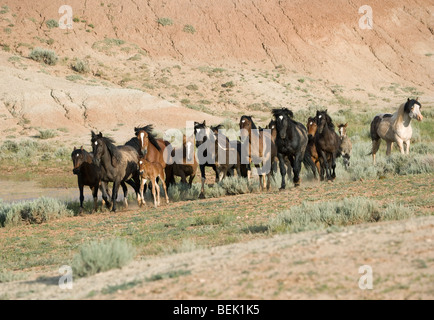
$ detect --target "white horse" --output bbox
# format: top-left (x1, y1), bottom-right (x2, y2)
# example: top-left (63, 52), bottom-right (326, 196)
top-left (370, 98), bottom-right (423, 164)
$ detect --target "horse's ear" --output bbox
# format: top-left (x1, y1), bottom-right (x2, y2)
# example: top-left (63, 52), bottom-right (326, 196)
top-left (98, 132), bottom-right (102, 138)
top-left (344, 123), bottom-right (348, 127)
top-left (91, 131), bottom-right (96, 138)
top-left (73, 146), bottom-right (76, 151)
top-left (416, 97), bottom-right (419, 101)
top-left (407, 98), bottom-right (410, 102)
top-left (203, 120), bottom-right (206, 126)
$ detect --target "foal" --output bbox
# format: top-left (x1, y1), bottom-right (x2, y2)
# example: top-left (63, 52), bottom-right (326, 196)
top-left (138, 157), bottom-right (169, 208)
top-left (337, 123), bottom-right (352, 169)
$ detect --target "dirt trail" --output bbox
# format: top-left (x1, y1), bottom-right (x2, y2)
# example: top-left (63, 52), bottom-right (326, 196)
top-left (1, 215), bottom-right (433, 300)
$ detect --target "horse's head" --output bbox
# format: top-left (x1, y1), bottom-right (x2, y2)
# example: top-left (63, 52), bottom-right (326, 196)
top-left (134, 125), bottom-right (153, 156)
top-left (184, 135), bottom-right (195, 162)
top-left (315, 110), bottom-right (330, 134)
top-left (239, 115), bottom-right (256, 141)
top-left (268, 119), bottom-right (277, 141)
top-left (404, 98), bottom-right (423, 122)
top-left (91, 131), bottom-right (104, 166)
top-left (138, 156), bottom-right (147, 175)
top-left (272, 108), bottom-right (294, 140)
top-left (71, 146), bottom-right (86, 174)
top-left (338, 123), bottom-right (348, 137)
top-left (307, 117), bottom-right (318, 139)
top-left (194, 120), bottom-right (211, 148)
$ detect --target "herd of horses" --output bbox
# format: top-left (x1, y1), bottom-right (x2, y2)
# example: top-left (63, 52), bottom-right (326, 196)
top-left (71, 98), bottom-right (423, 213)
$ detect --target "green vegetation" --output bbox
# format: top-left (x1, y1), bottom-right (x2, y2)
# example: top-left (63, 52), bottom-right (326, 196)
top-left (38, 129), bottom-right (57, 139)
top-left (0, 197), bottom-right (73, 227)
top-left (269, 197), bottom-right (414, 234)
top-left (45, 19), bottom-right (59, 29)
top-left (157, 17), bottom-right (173, 26)
top-left (183, 24), bottom-right (196, 34)
top-left (71, 238), bottom-right (135, 277)
top-left (70, 58), bottom-right (89, 74)
top-left (29, 47), bottom-right (58, 65)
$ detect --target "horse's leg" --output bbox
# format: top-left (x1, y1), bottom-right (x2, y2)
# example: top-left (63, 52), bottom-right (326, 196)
top-left (396, 138), bottom-right (405, 154)
top-left (161, 176), bottom-right (170, 204)
top-left (293, 153), bottom-right (302, 187)
top-left (255, 164), bottom-right (263, 191)
top-left (188, 173), bottom-right (195, 188)
top-left (151, 179), bottom-right (157, 208)
top-left (277, 153), bottom-right (287, 190)
top-left (155, 178), bottom-right (161, 206)
top-left (319, 150), bottom-right (331, 180)
top-left (91, 185), bottom-right (98, 213)
top-left (121, 181), bottom-right (128, 208)
top-left (99, 182), bottom-right (111, 209)
top-left (78, 180), bottom-right (84, 215)
top-left (139, 178), bottom-right (147, 207)
top-left (331, 153), bottom-right (337, 180)
top-left (405, 140), bottom-right (410, 154)
top-left (199, 165), bottom-right (206, 199)
top-left (111, 180), bottom-right (121, 212)
top-left (371, 139), bottom-right (381, 165)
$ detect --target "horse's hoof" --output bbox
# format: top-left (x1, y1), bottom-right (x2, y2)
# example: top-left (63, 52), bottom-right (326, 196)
top-left (279, 187), bottom-right (286, 191)
top-left (199, 193), bottom-right (205, 199)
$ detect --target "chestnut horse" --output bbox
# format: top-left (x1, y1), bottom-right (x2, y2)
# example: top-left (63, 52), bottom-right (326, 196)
top-left (306, 117), bottom-right (322, 179)
top-left (134, 125), bottom-right (170, 200)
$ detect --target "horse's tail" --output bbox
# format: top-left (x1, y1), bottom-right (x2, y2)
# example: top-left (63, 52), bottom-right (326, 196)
top-left (303, 150), bottom-right (317, 176)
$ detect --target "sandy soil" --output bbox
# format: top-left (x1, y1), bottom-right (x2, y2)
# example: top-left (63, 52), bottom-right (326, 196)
top-left (1, 215), bottom-right (433, 300)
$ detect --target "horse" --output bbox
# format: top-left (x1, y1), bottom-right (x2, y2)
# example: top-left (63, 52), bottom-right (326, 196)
top-left (314, 110), bottom-right (341, 181)
top-left (166, 135), bottom-right (198, 187)
top-left (337, 123), bottom-right (352, 170)
top-left (210, 124), bottom-right (249, 178)
top-left (134, 125), bottom-right (170, 198)
top-left (194, 120), bottom-right (241, 198)
top-left (271, 108), bottom-right (315, 189)
top-left (91, 131), bottom-right (141, 212)
top-left (239, 115), bottom-right (277, 190)
top-left (267, 119), bottom-right (291, 177)
top-left (370, 98), bottom-right (423, 164)
top-left (306, 117), bottom-right (322, 179)
top-left (71, 146), bottom-right (111, 213)
top-left (138, 156), bottom-right (169, 208)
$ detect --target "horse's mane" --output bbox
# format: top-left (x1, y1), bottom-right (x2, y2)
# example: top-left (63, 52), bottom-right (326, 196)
top-left (134, 124), bottom-right (161, 151)
top-left (102, 136), bottom-right (123, 165)
top-left (210, 124), bottom-right (224, 133)
top-left (272, 108), bottom-right (294, 119)
top-left (394, 99), bottom-right (420, 130)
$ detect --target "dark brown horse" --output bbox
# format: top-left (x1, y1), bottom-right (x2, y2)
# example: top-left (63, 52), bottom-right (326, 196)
top-left (314, 110), bottom-right (341, 181)
top-left (239, 115), bottom-right (277, 190)
top-left (71, 146), bottom-right (111, 213)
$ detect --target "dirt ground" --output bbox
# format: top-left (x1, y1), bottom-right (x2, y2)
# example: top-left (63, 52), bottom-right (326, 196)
top-left (1, 214), bottom-right (433, 300)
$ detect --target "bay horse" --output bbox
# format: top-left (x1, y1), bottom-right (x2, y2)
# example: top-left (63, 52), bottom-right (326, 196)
top-left (306, 117), bottom-right (322, 179)
top-left (370, 98), bottom-right (423, 164)
top-left (314, 110), bottom-right (341, 181)
top-left (166, 135), bottom-right (198, 187)
top-left (91, 131), bottom-right (141, 212)
top-left (239, 115), bottom-right (277, 190)
top-left (271, 108), bottom-right (315, 189)
top-left (138, 156), bottom-right (169, 208)
top-left (71, 146), bottom-right (111, 213)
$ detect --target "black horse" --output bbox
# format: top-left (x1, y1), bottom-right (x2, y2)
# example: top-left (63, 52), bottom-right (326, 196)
top-left (91, 131), bottom-right (141, 212)
top-left (314, 110), bottom-right (341, 181)
top-left (272, 108), bottom-right (316, 189)
top-left (71, 146), bottom-right (111, 213)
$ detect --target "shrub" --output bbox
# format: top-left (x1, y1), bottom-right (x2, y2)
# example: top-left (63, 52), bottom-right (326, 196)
top-left (38, 129), bottom-right (57, 139)
top-left (269, 197), bottom-right (414, 234)
top-left (70, 58), bottom-right (89, 73)
top-left (29, 47), bottom-right (58, 65)
top-left (157, 17), bottom-right (173, 26)
top-left (0, 197), bottom-right (73, 227)
top-left (71, 238), bottom-right (135, 277)
top-left (221, 81), bottom-right (235, 88)
top-left (46, 19), bottom-right (59, 29)
top-left (183, 24), bottom-right (195, 34)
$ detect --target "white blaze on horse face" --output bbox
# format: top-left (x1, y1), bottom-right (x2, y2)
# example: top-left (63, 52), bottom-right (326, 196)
top-left (76, 154), bottom-right (79, 157)
top-left (309, 122), bottom-right (313, 126)
top-left (279, 115), bottom-right (283, 121)
top-left (241, 120), bottom-right (245, 123)
top-left (411, 104), bottom-right (423, 121)
top-left (139, 160), bottom-right (143, 164)
top-left (339, 127), bottom-right (343, 136)
top-left (140, 132), bottom-right (144, 145)
top-left (318, 115), bottom-right (322, 119)
top-left (94, 141), bottom-right (98, 145)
